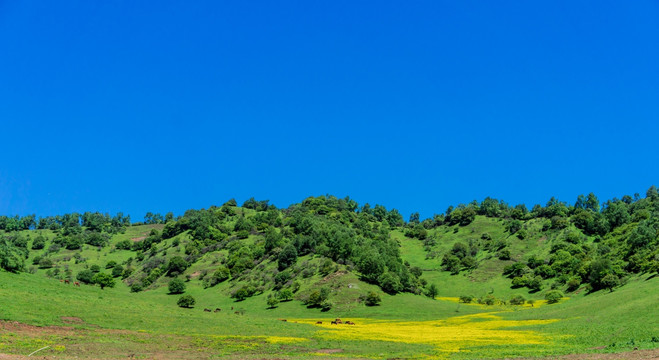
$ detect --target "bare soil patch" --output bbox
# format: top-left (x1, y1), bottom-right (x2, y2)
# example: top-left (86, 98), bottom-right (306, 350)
top-left (0, 320), bottom-right (75, 337)
top-left (315, 348), bottom-right (344, 354)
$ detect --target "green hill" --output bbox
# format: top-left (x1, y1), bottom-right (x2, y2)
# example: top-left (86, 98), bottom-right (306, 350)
top-left (0, 188), bottom-right (658, 358)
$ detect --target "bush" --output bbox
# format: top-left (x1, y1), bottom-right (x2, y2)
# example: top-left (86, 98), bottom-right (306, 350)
top-left (92, 272), bottom-right (116, 289)
top-left (76, 269), bottom-right (95, 284)
top-left (545, 290), bottom-right (563, 304)
top-left (459, 295), bottom-right (473, 303)
top-left (177, 295), bottom-right (196, 308)
top-left (364, 291), bottom-right (382, 306)
top-left (115, 239), bottom-right (132, 250)
top-left (38, 257), bottom-right (54, 269)
top-left (111, 265), bottom-right (124, 278)
top-left (168, 278), bottom-right (186, 294)
top-left (166, 256), bottom-right (189, 276)
top-left (320, 299), bottom-right (333, 311)
top-left (509, 295), bottom-right (526, 305)
top-left (130, 282), bottom-right (143, 293)
top-left (278, 288), bottom-right (294, 302)
top-left (266, 295), bottom-right (279, 308)
top-left (566, 277), bottom-right (581, 292)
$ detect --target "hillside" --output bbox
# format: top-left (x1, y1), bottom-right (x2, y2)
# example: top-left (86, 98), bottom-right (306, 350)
top-left (0, 188), bottom-right (658, 358)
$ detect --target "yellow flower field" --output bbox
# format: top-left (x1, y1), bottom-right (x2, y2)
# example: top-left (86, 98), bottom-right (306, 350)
top-left (294, 312), bottom-right (559, 355)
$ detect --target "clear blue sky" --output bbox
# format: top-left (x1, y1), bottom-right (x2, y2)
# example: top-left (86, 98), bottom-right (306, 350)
top-left (1, 1), bottom-right (658, 220)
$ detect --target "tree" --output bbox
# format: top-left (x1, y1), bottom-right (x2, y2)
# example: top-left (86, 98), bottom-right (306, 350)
top-left (177, 295), bottom-right (196, 308)
top-left (92, 272), bottom-right (116, 289)
top-left (364, 291), bottom-right (382, 306)
top-left (426, 283), bottom-right (438, 299)
top-left (600, 273), bottom-right (620, 292)
top-left (509, 295), bottom-right (526, 305)
top-left (166, 256), bottom-right (189, 276)
top-left (266, 295), bottom-right (279, 309)
top-left (278, 288), bottom-right (294, 302)
top-left (377, 272), bottom-right (402, 294)
top-left (277, 244), bottom-right (298, 270)
top-left (544, 290), bottom-right (563, 304)
top-left (77, 269), bottom-right (95, 284)
top-left (168, 278), bottom-right (186, 294)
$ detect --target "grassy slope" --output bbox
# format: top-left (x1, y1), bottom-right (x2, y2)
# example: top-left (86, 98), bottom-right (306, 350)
top-left (1, 219), bottom-right (658, 359)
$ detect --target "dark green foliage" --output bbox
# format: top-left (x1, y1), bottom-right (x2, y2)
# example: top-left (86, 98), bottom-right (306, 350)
top-left (168, 278), bottom-right (186, 294)
top-left (363, 291), bottom-right (382, 306)
top-left (278, 288), bottom-right (293, 301)
top-left (232, 285), bottom-right (256, 301)
top-left (111, 265), bottom-right (124, 278)
top-left (166, 256), bottom-right (189, 276)
top-left (31, 234), bottom-right (46, 250)
top-left (305, 287), bottom-right (330, 307)
top-left (130, 282), bottom-right (143, 293)
top-left (277, 244), bottom-right (298, 270)
top-left (426, 283), bottom-right (438, 299)
top-left (177, 295), bottom-right (196, 308)
top-left (377, 272), bottom-right (402, 294)
top-left (459, 295), bottom-right (473, 303)
top-left (77, 269), bottom-right (95, 284)
top-left (601, 273), bottom-right (620, 292)
top-left (115, 239), bottom-right (132, 250)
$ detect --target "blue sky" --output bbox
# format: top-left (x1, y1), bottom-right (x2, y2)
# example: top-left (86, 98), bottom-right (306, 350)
top-left (1, 1), bottom-right (658, 220)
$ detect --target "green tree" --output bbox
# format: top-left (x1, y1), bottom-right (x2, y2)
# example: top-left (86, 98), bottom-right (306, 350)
top-left (278, 288), bottom-right (294, 302)
top-left (426, 283), bottom-right (438, 299)
top-left (364, 291), bottom-right (382, 306)
top-left (166, 256), bottom-right (189, 276)
top-left (92, 272), bottom-right (116, 289)
top-left (377, 272), bottom-right (402, 294)
top-left (277, 244), bottom-right (298, 270)
top-left (266, 295), bottom-right (279, 308)
top-left (600, 273), bottom-right (620, 292)
top-left (168, 278), bottom-right (186, 294)
top-left (545, 290), bottom-right (563, 304)
top-left (76, 269), bottom-right (95, 284)
top-left (177, 295), bottom-right (196, 308)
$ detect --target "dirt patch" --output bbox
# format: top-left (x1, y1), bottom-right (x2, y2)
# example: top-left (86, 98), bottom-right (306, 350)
top-left (0, 320), bottom-right (75, 337)
top-left (60, 316), bottom-right (84, 324)
top-left (130, 236), bottom-right (147, 242)
top-left (559, 348), bottom-right (659, 359)
top-left (189, 271), bottom-right (201, 279)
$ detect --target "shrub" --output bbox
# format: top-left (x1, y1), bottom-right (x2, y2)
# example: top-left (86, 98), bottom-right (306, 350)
top-left (92, 272), bottom-right (116, 289)
top-left (566, 277), bottom-right (581, 292)
top-left (320, 299), bottom-right (333, 311)
top-left (130, 282), bottom-right (144, 293)
top-left (278, 288), bottom-right (294, 302)
top-left (115, 240), bottom-right (132, 250)
top-left (111, 265), bottom-right (124, 278)
top-left (105, 260), bottom-right (117, 269)
top-left (177, 295), bottom-right (196, 308)
top-left (76, 269), bottom-right (95, 284)
top-left (459, 295), bottom-right (473, 303)
top-left (168, 278), bottom-right (186, 294)
top-left (364, 291), bottom-right (382, 306)
top-left (38, 257), bottom-right (54, 269)
top-left (166, 256), bottom-right (189, 276)
top-left (266, 295), bottom-right (279, 309)
top-left (509, 295), bottom-right (526, 305)
top-left (545, 290), bottom-right (563, 304)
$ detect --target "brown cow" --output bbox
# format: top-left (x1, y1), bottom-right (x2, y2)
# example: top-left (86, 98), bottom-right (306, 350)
top-left (331, 320), bottom-right (337, 325)
top-left (64, 279), bottom-right (70, 284)
top-left (345, 321), bottom-right (355, 325)
top-left (278, 319), bottom-right (287, 322)
top-left (316, 321), bottom-right (322, 324)
top-left (334, 318), bottom-right (343, 324)
top-left (74, 282), bottom-right (80, 287)
top-left (204, 308), bottom-right (212, 312)
top-left (234, 311), bottom-right (240, 315)
top-left (214, 308), bottom-right (221, 313)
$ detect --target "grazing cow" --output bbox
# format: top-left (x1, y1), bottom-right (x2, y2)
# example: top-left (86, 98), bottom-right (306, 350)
top-left (64, 279), bottom-right (70, 284)
top-left (278, 319), bottom-right (287, 322)
top-left (334, 318), bottom-right (343, 324)
top-left (234, 311), bottom-right (240, 315)
top-left (331, 321), bottom-right (337, 325)
top-left (345, 321), bottom-right (355, 325)
top-left (316, 321), bottom-right (322, 324)
top-left (204, 308), bottom-right (212, 312)
top-left (74, 282), bottom-right (80, 287)
top-left (231, 307), bottom-right (234, 310)
top-left (214, 308), bottom-right (221, 313)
